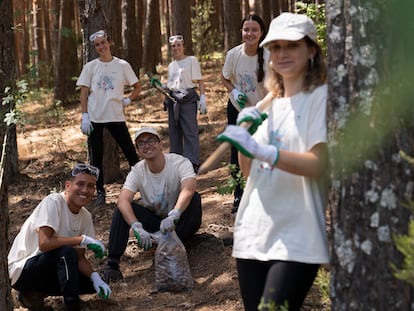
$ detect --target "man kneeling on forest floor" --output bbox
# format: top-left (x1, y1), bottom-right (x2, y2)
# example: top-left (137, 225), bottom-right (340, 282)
top-left (100, 126), bottom-right (202, 282)
top-left (8, 163), bottom-right (111, 311)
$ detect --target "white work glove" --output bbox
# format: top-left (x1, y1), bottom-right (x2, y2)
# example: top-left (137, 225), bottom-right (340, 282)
top-left (90, 272), bottom-right (111, 300)
top-left (131, 221), bottom-right (152, 250)
top-left (198, 94), bottom-right (207, 114)
top-left (231, 88), bottom-right (247, 109)
top-left (216, 125), bottom-right (279, 166)
top-left (160, 209), bottom-right (182, 233)
top-left (121, 97), bottom-right (131, 106)
top-left (81, 112), bottom-right (93, 136)
top-left (80, 235), bottom-right (106, 259)
top-left (236, 107), bottom-right (268, 134)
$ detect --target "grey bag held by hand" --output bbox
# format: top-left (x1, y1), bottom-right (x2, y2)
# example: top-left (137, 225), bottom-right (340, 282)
top-left (152, 230), bottom-right (194, 292)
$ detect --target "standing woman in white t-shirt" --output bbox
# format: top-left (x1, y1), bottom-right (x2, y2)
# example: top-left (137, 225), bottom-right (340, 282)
top-left (221, 14), bottom-right (269, 213)
top-left (151, 35), bottom-right (206, 173)
top-left (217, 13), bottom-right (329, 311)
top-left (76, 30), bottom-right (141, 206)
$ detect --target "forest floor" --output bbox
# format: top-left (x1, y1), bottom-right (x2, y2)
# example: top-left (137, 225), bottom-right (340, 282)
top-left (8, 60), bottom-right (330, 311)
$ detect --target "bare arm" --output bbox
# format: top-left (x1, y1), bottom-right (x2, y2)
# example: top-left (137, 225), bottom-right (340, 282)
top-left (221, 74), bottom-right (234, 92)
top-left (239, 143), bottom-right (328, 179)
top-left (80, 86), bottom-right (89, 113)
top-left (38, 226), bottom-right (83, 252)
top-left (127, 81), bottom-right (141, 101)
top-left (173, 177), bottom-right (197, 213)
top-left (76, 248), bottom-right (95, 277)
top-left (117, 188), bottom-right (139, 226)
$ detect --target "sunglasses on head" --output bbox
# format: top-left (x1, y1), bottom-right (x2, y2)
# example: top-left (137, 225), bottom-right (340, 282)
top-left (89, 30), bottom-right (107, 42)
top-left (71, 163), bottom-right (100, 179)
top-left (169, 35), bottom-right (183, 44)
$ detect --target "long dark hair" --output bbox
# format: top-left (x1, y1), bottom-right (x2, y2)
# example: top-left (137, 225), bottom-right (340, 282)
top-left (240, 14), bottom-right (267, 83)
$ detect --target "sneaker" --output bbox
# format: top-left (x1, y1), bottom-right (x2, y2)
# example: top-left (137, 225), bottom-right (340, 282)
top-left (94, 190), bottom-right (106, 206)
top-left (17, 291), bottom-right (46, 311)
top-left (100, 265), bottom-right (123, 283)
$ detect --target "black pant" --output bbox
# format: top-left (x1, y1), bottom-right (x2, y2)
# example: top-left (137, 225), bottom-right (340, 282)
top-left (236, 258), bottom-right (319, 311)
top-left (107, 192), bottom-right (202, 263)
top-left (13, 246), bottom-right (95, 303)
top-left (88, 122), bottom-right (139, 192)
top-left (227, 101), bottom-right (243, 198)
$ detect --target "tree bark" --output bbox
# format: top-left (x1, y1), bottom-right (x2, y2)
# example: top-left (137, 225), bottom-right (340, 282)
top-left (170, 0), bottom-right (193, 55)
top-left (143, 0), bottom-right (161, 73)
top-left (222, 0), bottom-right (242, 51)
top-left (327, 0), bottom-right (414, 309)
top-left (0, 0), bottom-right (15, 308)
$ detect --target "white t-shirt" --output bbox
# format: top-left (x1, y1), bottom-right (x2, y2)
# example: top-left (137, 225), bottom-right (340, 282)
top-left (8, 192), bottom-right (94, 285)
top-left (76, 57), bottom-right (139, 122)
top-left (222, 43), bottom-right (269, 111)
top-left (123, 153), bottom-right (196, 217)
top-left (232, 85), bottom-right (329, 264)
top-left (167, 56), bottom-right (202, 90)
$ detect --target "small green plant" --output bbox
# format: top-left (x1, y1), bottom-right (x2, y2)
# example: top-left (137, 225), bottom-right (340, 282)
top-left (314, 266), bottom-right (331, 306)
top-left (2, 79), bottom-right (29, 125)
top-left (258, 297), bottom-right (289, 311)
top-left (295, 1), bottom-right (327, 56)
top-left (216, 163), bottom-right (246, 195)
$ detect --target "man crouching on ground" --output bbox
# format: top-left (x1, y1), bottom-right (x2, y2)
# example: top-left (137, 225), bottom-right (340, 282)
top-left (100, 126), bottom-right (202, 282)
top-left (8, 163), bottom-right (111, 311)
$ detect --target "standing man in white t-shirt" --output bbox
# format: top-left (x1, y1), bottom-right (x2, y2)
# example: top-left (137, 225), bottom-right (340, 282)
top-left (100, 127), bottom-right (202, 282)
top-left (8, 163), bottom-right (111, 310)
top-left (76, 30), bottom-right (141, 206)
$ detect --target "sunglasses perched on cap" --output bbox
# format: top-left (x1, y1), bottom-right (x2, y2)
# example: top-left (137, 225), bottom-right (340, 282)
top-left (89, 30), bottom-right (107, 42)
top-left (71, 163), bottom-right (100, 179)
top-left (169, 35), bottom-right (183, 44)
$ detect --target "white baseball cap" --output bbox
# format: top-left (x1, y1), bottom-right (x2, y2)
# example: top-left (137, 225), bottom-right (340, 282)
top-left (134, 127), bottom-right (160, 141)
top-left (260, 13), bottom-right (317, 48)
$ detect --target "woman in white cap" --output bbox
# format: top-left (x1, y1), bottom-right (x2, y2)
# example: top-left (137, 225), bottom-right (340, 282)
top-left (217, 13), bottom-right (329, 310)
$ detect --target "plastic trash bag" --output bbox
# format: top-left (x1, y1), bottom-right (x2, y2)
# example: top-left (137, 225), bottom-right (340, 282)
top-left (152, 230), bottom-right (194, 292)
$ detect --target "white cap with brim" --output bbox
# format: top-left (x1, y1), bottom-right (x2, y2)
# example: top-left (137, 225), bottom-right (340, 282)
top-left (260, 12), bottom-right (317, 48)
top-left (134, 127), bottom-right (160, 141)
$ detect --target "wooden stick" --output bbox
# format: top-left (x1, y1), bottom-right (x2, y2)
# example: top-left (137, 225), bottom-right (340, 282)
top-left (198, 92), bottom-right (274, 175)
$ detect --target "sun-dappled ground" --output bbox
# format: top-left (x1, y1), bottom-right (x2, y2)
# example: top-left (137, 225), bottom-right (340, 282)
top-left (9, 60), bottom-right (329, 310)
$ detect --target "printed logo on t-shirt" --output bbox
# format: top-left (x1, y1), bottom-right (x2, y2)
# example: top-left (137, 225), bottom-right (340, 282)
top-left (97, 74), bottom-right (115, 91)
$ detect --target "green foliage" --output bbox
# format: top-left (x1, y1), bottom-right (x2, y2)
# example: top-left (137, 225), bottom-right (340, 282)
top-left (258, 297), bottom-right (289, 311)
top-left (2, 80), bottom-right (29, 125)
top-left (295, 1), bottom-right (327, 56)
top-left (191, 0), bottom-right (223, 59)
top-left (216, 163), bottom-right (246, 195)
top-left (392, 151), bottom-right (414, 285)
top-left (392, 220), bottom-right (414, 285)
top-left (314, 267), bottom-right (331, 306)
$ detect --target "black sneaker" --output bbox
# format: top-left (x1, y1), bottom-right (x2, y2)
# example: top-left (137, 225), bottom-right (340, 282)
top-left (17, 291), bottom-right (46, 311)
top-left (100, 265), bottom-right (123, 283)
top-left (94, 190), bottom-right (106, 206)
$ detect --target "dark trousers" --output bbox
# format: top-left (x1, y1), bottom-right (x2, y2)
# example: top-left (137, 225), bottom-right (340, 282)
top-left (227, 101), bottom-right (243, 198)
top-left (167, 98), bottom-right (200, 166)
top-left (236, 258), bottom-right (319, 311)
top-left (12, 246), bottom-right (95, 303)
top-left (88, 122), bottom-right (139, 192)
top-left (107, 192), bottom-right (202, 263)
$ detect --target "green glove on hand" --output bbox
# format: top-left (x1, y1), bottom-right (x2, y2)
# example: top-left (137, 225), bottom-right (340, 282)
top-left (131, 221), bottom-right (152, 250)
top-left (90, 272), bottom-right (111, 300)
top-left (216, 125), bottom-right (279, 166)
top-left (231, 88), bottom-right (248, 109)
top-left (150, 77), bottom-right (162, 88)
top-left (236, 107), bottom-right (268, 134)
top-left (80, 235), bottom-right (106, 259)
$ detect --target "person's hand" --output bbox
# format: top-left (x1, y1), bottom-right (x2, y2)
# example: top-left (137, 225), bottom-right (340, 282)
top-left (236, 107), bottom-right (268, 134)
top-left (150, 77), bottom-right (162, 88)
top-left (121, 97), bottom-right (131, 106)
top-left (160, 209), bottom-right (182, 233)
top-left (90, 272), bottom-right (111, 300)
top-left (216, 125), bottom-right (279, 166)
top-left (131, 221), bottom-right (152, 250)
top-left (231, 88), bottom-right (247, 109)
top-left (81, 113), bottom-right (93, 136)
top-left (80, 235), bottom-right (106, 259)
top-left (198, 94), bottom-right (207, 114)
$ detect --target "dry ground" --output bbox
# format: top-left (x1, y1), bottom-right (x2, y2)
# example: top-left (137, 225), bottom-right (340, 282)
top-left (9, 60), bottom-right (329, 310)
